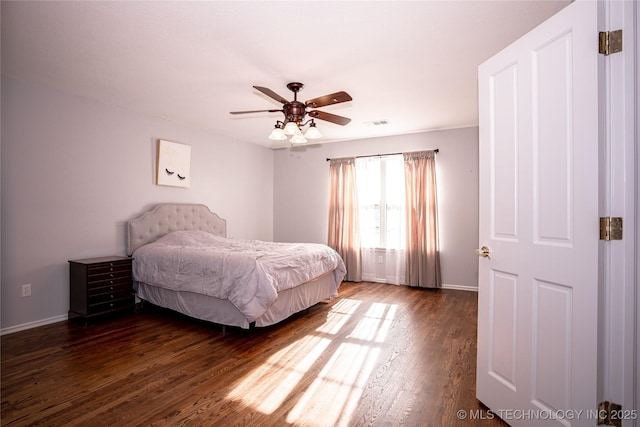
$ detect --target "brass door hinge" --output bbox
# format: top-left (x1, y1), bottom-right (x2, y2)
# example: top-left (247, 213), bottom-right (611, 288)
top-left (597, 401), bottom-right (622, 427)
top-left (599, 30), bottom-right (622, 55)
top-left (600, 217), bottom-right (623, 241)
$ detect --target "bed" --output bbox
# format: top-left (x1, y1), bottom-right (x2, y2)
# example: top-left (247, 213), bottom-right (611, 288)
top-left (127, 203), bottom-right (346, 329)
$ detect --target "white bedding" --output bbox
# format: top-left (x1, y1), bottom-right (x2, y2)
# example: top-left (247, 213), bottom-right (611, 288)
top-left (132, 230), bottom-right (346, 323)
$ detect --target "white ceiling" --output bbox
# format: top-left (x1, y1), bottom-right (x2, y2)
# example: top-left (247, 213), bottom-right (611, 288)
top-left (1, 1), bottom-right (570, 149)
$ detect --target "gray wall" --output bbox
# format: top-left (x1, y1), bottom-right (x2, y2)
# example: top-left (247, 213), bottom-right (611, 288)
top-left (1, 78), bottom-right (274, 331)
top-left (273, 128), bottom-right (479, 289)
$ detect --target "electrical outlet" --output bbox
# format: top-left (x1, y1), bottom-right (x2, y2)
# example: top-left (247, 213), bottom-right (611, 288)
top-left (22, 284), bottom-right (32, 297)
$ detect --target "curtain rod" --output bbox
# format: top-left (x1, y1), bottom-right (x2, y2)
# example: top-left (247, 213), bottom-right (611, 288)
top-left (326, 148), bottom-right (439, 162)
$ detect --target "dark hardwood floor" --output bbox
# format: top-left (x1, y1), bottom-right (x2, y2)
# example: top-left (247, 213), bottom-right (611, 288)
top-left (1, 282), bottom-right (506, 426)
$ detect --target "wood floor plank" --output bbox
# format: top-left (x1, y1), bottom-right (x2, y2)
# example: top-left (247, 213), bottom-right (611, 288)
top-left (1, 282), bottom-right (506, 426)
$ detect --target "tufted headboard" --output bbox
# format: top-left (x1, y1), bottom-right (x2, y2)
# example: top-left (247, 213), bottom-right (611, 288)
top-left (127, 203), bottom-right (227, 255)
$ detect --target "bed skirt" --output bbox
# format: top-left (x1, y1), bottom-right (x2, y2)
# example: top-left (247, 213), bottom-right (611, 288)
top-left (134, 273), bottom-right (338, 329)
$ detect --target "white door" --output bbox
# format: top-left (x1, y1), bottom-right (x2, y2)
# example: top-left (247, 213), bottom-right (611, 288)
top-left (477, 1), bottom-right (599, 425)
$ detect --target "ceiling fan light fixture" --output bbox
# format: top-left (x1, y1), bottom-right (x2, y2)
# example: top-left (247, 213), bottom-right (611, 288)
top-left (229, 82), bottom-right (352, 144)
top-left (268, 123), bottom-right (287, 140)
top-left (283, 121), bottom-right (299, 135)
top-left (290, 133), bottom-right (308, 144)
top-left (304, 122), bottom-right (322, 139)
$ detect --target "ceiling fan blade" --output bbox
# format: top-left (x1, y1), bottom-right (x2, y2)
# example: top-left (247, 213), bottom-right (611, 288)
top-left (305, 91), bottom-right (352, 108)
top-left (308, 110), bottom-right (351, 126)
top-left (229, 109), bottom-right (281, 114)
top-left (253, 86), bottom-right (290, 104)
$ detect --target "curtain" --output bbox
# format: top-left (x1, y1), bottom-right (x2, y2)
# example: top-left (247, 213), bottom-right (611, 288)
top-left (328, 157), bottom-right (361, 282)
top-left (355, 155), bottom-right (406, 285)
top-left (404, 151), bottom-right (441, 288)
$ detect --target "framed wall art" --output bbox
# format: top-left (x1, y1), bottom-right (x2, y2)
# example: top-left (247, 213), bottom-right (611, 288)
top-left (156, 139), bottom-right (191, 188)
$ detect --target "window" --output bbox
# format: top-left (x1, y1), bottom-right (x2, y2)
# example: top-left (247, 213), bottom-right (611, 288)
top-left (355, 155), bottom-right (405, 250)
top-left (327, 150), bottom-right (440, 287)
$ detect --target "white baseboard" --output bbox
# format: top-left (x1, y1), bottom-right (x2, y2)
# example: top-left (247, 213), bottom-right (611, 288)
top-left (441, 283), bottom-right (478, 292)
top-left (1, 314), bottom-right (68, 336)
top-left (359, 280), bottom-right (478, 291)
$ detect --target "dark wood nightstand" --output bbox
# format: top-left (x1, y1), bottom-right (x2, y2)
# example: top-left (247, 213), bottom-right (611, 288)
top-left (68, 256), bottom-right (134, 323)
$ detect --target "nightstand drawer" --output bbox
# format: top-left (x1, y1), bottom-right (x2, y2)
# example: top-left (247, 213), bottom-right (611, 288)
top-left (87, 275), bottom-right (132, 289)
top-left (88, 280), bottom-right (132, 295)
top-left (88, 263), bottom-right (131, 276)
top-left (88, 297), bottom-right (134, 314)
top-left (89, 287), bottom-right (133, 305)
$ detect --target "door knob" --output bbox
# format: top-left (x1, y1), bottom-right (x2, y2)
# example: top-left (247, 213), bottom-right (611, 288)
top-left (476, 246), bottom-right (491, 259)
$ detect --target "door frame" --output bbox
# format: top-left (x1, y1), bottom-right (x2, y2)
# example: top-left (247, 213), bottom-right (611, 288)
top-left (636, 1), bottom-right (640, 420)
top-left (597, 0), bottom-right (637, 420)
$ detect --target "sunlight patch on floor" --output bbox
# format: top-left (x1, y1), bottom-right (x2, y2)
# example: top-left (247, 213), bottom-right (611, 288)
top-left (349, 302), bottom-right (397, 343)
top-left (226, 298), bottom-right (398, 425)
top-left (227, 334), bottom-right (331, 414)
top-left (315, 298), bottom-right (361, 335)
top-left (286, 342), bottom-right (381, 426)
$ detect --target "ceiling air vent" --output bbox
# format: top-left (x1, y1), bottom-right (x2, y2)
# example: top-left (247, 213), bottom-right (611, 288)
top-left (365, 120), bottom-right (389, 126)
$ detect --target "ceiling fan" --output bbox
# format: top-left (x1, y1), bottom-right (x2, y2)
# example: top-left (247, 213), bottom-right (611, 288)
top-left (230, 82), bottom-right (352, 143)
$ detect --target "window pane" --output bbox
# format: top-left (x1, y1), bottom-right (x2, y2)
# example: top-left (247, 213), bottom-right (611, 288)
top-left (356, 158), bottom-right (382, 248)
top-left (386, 205), bottom-right (405, 249)
top-left (356, 158), bottom-right (380, 205)
top-left (356, 155), bottom-right (405, 250)
top-left (385, 156), bottom-right (405, 249)
top-left (385, 156), bottom-right (405, 205)
top-left (360, 204), bottom-right (381, 248)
